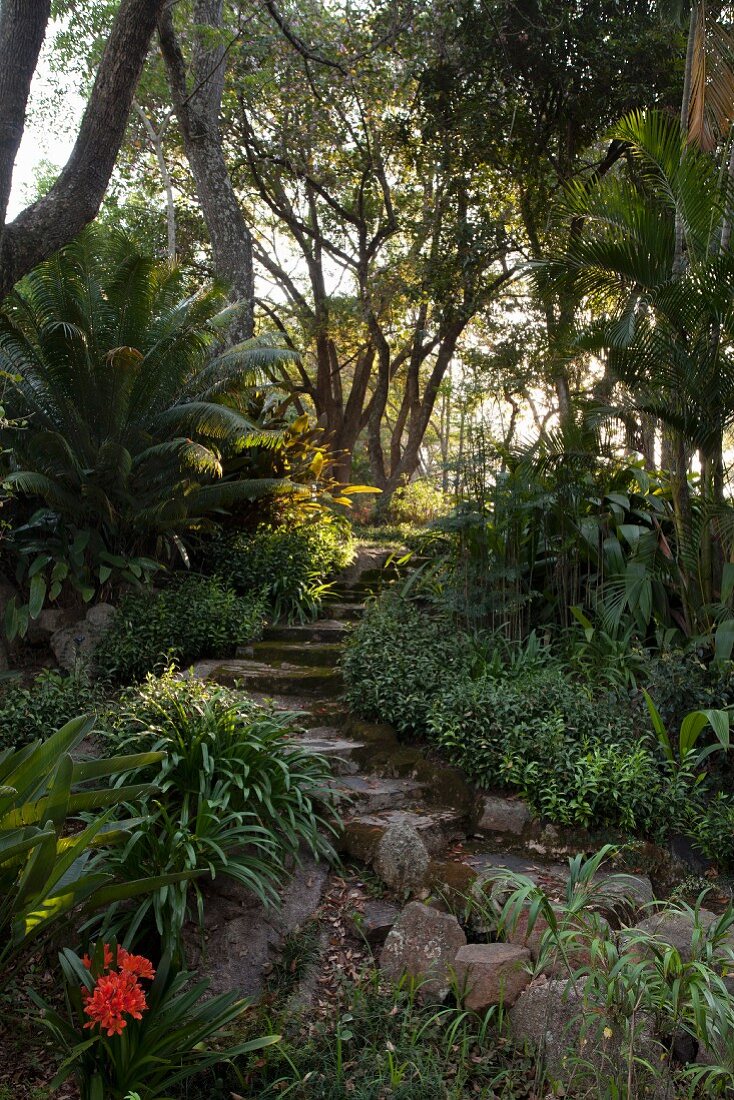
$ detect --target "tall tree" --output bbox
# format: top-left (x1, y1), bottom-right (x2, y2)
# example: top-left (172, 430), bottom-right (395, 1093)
top-left (157, 0), bottom-right (256, 341)
top-left (0, 0), bottom-right (166, 299)
top-left (228, 0), bottom-right (512, 491)
top-left (418, 0), bottom-right (682, 426)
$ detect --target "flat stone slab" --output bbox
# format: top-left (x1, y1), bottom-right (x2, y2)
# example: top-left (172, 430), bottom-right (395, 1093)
top-left (290, 736), bottom-right (365, 775)
top-left (193, 658), bottom-right (342, 696)
top-left (329, 774), bottom-right (424, 813)
top-left (341, 806), bottom-right (466, 860)
top-left (323, 601), bottom-right (366, 622)
top-left (249, 640), bottom-right (343, 668)
top-left (263, 619), bottom-right (349, 643)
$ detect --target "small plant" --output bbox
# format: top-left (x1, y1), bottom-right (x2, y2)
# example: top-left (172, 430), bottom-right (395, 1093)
top-left (99, 672), bottom-right (339, 956)
top-left (94, 574), bottom-right (265, 683)
top-left (32, 944), bottom-right (279, 1100)
top-left (483, 847), bottom-right (734, 1097)
top-left (4, 511), bottom-right (160, 641)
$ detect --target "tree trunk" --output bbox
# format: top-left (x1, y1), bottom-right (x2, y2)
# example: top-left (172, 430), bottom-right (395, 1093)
top-left (158, 1), bottom-right (254, 341)
top-left (0, 0), bottom-right (51, 231)
top-left (134, 102), bottom-right (176, 260)
top-left (1, 0), bottom-right (165, 300)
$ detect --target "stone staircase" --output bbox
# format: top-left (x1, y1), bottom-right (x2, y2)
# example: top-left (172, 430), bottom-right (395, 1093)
top-left (192, 545), bottom-right (587, 905)
top-left (187, 543), bottom-right (696, 1008)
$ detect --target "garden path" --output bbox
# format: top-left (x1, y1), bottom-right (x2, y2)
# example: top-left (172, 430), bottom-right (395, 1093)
top-left (194, 548), bottom-right (577, 929)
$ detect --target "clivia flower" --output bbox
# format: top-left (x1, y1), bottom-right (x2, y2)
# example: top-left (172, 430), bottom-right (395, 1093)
top-left (80, 943), bottom-right (155, 1037)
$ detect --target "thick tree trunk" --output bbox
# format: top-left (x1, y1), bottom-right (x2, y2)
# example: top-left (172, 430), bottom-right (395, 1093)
top-left (158, 1), bottom-right (254, 342)
top-left (0, 0), bottom-right (50, 231)
top-left (0, 0), bottom-right (165, 300)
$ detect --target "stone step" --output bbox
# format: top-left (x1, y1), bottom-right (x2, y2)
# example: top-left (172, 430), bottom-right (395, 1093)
top-left (289, 735), bottom-right (366, 775)
top-left (192, 658), bottom-right (342, 697)
top-left (263, 619), bottom-right (350, 644)
top-left (340, 805), bottom-right (466, 861)
top-left (323, 601), bottom-right (366, 622)
top-left (328, 774), bottom-right (424, 814)
top-left (244, 694), bottom-right (344, 729)
top-left (247, 640), bottom-right (342, 668)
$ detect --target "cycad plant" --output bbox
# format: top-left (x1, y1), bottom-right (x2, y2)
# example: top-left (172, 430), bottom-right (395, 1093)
top-left (0, 229), bottom-right (299, 558)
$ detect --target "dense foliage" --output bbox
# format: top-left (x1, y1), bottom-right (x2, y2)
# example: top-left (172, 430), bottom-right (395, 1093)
top-left (98, 672), bottom-right (339, 956)
top-left (0, 668), bottom-right (104, 749)
top-left (94, 573), bottom-right (264, 683)
top-left (342, 595), bottom-right (466, 734)
top-left (210, 518), bottom-right (354, 622)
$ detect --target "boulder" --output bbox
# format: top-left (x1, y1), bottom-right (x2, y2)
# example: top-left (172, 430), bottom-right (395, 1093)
top-left (509, 978), bottom-right (667, 1094)
top-left (184, 858), bottom-right (328, 999)
top-left (454, 943), bottom-right (531, 1010)
top-left (595, 873), bottom-right (655, 921)
top-left (50, 602), bottom-right (116, 672)
top-left (351, 899), bottom-right (401, 945)
top-left (380, 901), bottom-right (466, 1001)
top-left (373, 821), bottom-right (430, 893)
top-left (475, 794), bottom-right (531, 836)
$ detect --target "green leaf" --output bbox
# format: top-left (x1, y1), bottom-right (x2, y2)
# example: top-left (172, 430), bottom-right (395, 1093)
top-left (28, 574), bottom-right (46, 620)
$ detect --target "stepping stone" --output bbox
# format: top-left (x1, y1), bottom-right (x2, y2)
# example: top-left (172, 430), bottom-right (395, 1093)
top-left (263, 619), bottom-right (349, 643)
top-left (193, 658), bottom-right (342, 697)
top-left (328, 774), bottom-right (424, 813)
top-left (341, 806), bottom-right (466, 860)
top-left (323, 601), bottom-right (366, 622)
top-left (248, 640), bottom-right (343, 668)
top-left (230, 691), bottom-right (341, 726)
top-left (288, 735), bottom-right (366, 775)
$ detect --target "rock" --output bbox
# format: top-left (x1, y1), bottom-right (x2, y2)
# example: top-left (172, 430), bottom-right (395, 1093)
top-left (504, 906), bottom-right (611, 976)
top-left (428, 860), bottom-right (478, 907)
top-left (373, 821), bottom-right (430, 893)
top-left (454, 943), bottom-right (531, 1010)
top-left (475, 794), bottom-right (531, 835)
top-left (595, 873), bottom-right (654, 921)
top-left (380, 901), bottom-right (466, 1001)
top-left (183, 858), bottom-right (328, 1000)
top-left (50, 602), bottom-right (116, 672)
top-left (351, 899), bottom-right (401, 945)
top-left (509, 978), bottom-right (667, 1093)
top-left (634, 908), bottom-right (734, 967)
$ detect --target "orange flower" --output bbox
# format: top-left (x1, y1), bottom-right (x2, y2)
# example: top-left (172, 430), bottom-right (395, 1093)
top-left (118, 948), bottom-right (155, 981)
top-left (83, 970), bottom-right (148, 1037)
top-left (79, 943), bottom-right (155, 1037)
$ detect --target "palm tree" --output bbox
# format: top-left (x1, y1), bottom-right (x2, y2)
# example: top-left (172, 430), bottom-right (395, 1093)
top-left (542, 109), bottom-right (734, 629)
top-left (0, 229), bottom-right (300, 557)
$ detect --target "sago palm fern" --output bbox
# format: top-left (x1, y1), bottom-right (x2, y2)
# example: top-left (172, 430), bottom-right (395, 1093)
top-left (0, 229), bottom-right (300, 555)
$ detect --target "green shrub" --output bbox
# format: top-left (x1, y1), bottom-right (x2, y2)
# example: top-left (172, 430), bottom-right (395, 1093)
top-left (100, 671), bottom-right (339, 956)
top-left (94, 574), bottom-right (264, 683)
top-left (342, 596), bottom-right (467, 734)
top-left (0, 668), bottom-right (104, 749)
top-left (427, 667), bottom-right (676, 833)
top-left (385, 480), bottom-right (451, 525)
top-left (636, 648), bottom-right (734, 733)
top-left (209, 519), bottom-right (353, 622)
